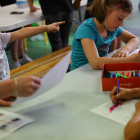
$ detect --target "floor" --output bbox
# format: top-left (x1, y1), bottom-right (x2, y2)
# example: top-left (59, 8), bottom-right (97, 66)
top-left (7, 0), bottom-right (140, 69)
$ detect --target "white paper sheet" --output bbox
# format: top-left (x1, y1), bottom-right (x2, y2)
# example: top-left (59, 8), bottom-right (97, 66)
top-left (0, 109), bottom-right (34, 139)
top-left (90, 100), bottom-right (139, 125)
top-left (105, 48), bottom-right (140, 58)
top-left (12, 51), bottom-right (71, 106)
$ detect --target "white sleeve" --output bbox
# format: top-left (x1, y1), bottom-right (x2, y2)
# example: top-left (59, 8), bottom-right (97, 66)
top-left (0, 32), bottom-right (11, 48)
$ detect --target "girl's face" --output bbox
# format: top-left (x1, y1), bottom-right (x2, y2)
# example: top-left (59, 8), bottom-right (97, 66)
top-left (104, 8), bottom-right (130, 32)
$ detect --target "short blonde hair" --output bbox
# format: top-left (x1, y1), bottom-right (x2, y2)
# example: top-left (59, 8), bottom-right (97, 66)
top-left (87, 0), bottom-right (133, 23)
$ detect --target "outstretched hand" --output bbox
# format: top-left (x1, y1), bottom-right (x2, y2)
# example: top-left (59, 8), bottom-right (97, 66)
top-left (46, 21), bottom-right (65, 33)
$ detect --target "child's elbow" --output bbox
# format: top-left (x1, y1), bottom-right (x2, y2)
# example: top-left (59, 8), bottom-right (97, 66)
top-left (91, 62), bottom-right (102, 70)
top-left (136, 37), bottom-right (140, 45)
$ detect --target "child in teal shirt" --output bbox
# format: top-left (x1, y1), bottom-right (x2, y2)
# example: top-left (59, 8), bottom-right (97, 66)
top-left (71, 0), bottom-right (140, 70)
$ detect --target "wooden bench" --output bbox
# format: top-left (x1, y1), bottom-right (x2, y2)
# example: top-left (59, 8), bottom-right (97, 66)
top-left (10, 45), bottom-right (71, 78)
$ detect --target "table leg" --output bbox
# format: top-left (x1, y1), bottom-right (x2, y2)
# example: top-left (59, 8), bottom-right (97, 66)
top-left (42, 20), bottom-right (48, 45)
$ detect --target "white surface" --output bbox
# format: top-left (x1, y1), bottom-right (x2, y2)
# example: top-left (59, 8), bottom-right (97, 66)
top-left (1, 48), bottom-right (140, 140)
top-left (0, 109), bottom-right (34, 140)
top-left (12, 52), bottom-right (71, 106)
top-left (0, 66), bottom-right (122, 140)
top-left (0, 4), bottom-right (44, 31)
top-left (0, 1), bottom-right (87, 31)
top-left (91, 100), bottom-right (138, 125)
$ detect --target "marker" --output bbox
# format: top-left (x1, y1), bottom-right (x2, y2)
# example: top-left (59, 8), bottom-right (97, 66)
top-left (125, 73), bottom-right (128, 77)
top-left (137, 70), bottom-right (139, 77)
top-left (110, 72), bottom-right (114, 78)
top-left (138, 73), bottom-right (140, 77)
top-left (104, 70), bottom-right (107, 78)
top-left (122, 72), bottom-right (124, 75)
top-left (116, 73), bottom-right (128, 78)
top-left (138, 50), bottom-right (140, 53)
top-left (108, 72), bottom-right (111, 78)
top-left (127, 72), bottom-right (130, 77)
top-left (131, 72), bottom-right (133, 77)
top-left (112, 73), bottom-right (115, 78)
top-left (135, 71), bottom-right (137, 77)
top-left (116, 79), bottom-right (120, 105)
top-left (115, 73), bottom-right (118, 78)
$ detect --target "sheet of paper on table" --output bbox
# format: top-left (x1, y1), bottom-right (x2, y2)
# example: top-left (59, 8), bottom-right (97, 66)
top-left (0, 109), bottom-right (34, 139)
top-left (90, 100), bottom-right (139, 125)
top-left (105, 48), bottom-right (140, 58)
top-left (12, 51), bottom-right (71, 106)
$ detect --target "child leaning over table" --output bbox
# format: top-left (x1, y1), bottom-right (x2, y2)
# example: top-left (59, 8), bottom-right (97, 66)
top-left (71, 0), bottom-right (140, 71)
top-left (0, 21), bottom-right (65, 106)
top-left (110, 87), bottom-right (140, 140)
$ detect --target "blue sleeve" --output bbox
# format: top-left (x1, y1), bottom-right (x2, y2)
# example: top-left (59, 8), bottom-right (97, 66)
top-left (75, 25), bottom-right (96, 41)
top-left (116, 26), bottom-right (123, 37)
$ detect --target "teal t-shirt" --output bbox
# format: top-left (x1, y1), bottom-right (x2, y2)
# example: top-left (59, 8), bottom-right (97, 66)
top-left (71, 17), bottom-right (123, 70)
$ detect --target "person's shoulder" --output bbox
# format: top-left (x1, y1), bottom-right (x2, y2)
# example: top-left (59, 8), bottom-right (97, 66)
top-left (78, 18), bottom-right (97, 32)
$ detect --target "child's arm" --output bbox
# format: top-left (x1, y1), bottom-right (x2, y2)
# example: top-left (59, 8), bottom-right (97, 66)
top-left (112, 29), bottom-right (139, 58)
top-left (27, 0), bottom-right (40, 12)
top-left (124, 101), bottom-right (140, 140)
top-left (0, 76), bottom-right (41, 107)
top-left (0, 76), bottom-right (41, 99)
top-left (81, 38), bottom-right (140, 69)
top-left (110, 87), bottom-right (140, 104)
top-left (9, 22), bottom-right (65, 43)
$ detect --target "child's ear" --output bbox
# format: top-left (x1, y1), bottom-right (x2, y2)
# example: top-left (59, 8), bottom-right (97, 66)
top-left (105, 6), bottom-right (111, 16)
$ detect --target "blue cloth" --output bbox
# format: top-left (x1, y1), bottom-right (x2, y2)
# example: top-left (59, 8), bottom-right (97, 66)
top-left (71, 17), bottom-right (123, 70)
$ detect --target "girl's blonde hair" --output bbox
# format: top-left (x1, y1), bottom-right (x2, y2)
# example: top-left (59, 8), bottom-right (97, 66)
top-left (88, 0), bottom-right (133, 23)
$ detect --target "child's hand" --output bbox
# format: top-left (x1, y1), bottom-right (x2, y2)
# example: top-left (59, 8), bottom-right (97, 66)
top-left (0, 99), bottom-right (12, 107)
top-left (110, 87), bottom-right (132, 104)
top-left (30, 6), bottom-right (40, 12)
top-left (12, 76), bottom-right (41, 97)
top-left (111, 49), bottom-right (129, 57)
top-left (46, 21), bottom-right (65, 33)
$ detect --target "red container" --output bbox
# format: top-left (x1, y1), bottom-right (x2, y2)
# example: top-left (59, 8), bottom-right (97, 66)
top-left (102, 63), bottom-right (140, 91)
